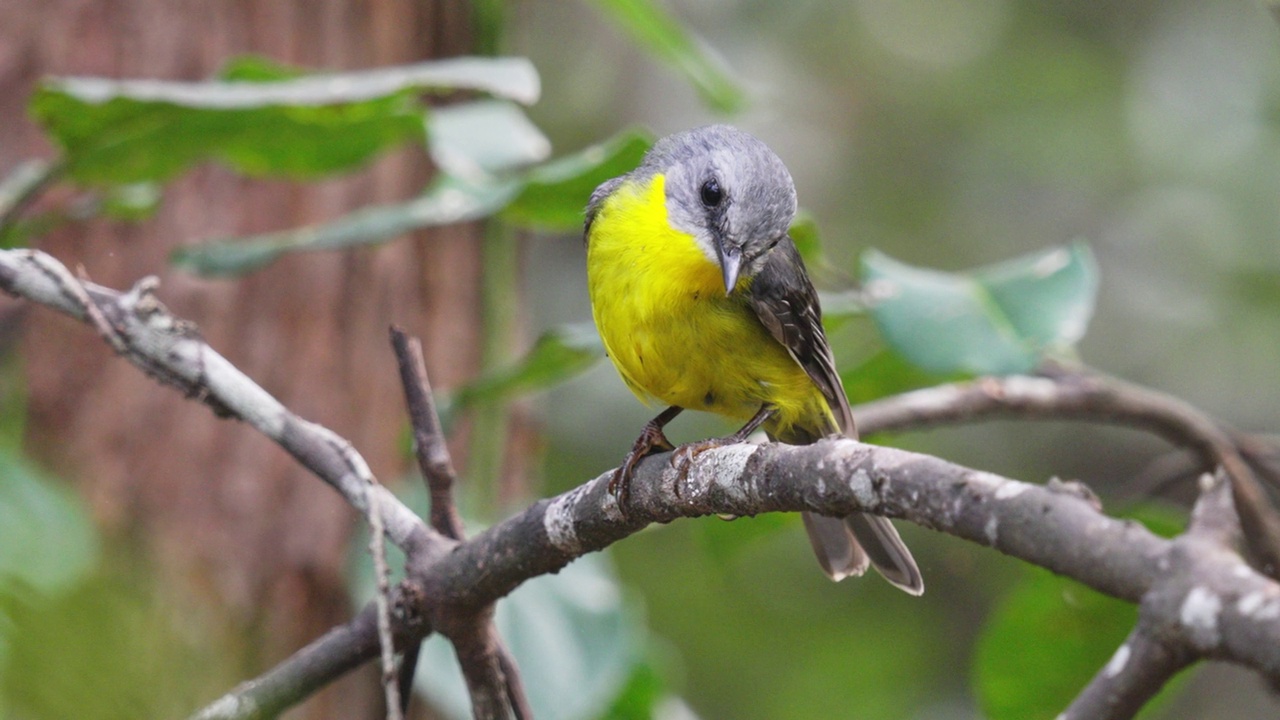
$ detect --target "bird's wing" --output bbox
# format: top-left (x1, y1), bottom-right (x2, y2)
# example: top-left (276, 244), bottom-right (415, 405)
top-left (751, 240), bottom-right (923, 593)
top-left (747, 239), bottom-right (857, 437)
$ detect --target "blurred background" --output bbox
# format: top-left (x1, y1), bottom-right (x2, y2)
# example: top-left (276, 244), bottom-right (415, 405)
top-left (2, 0), bottom-right (1279, 718)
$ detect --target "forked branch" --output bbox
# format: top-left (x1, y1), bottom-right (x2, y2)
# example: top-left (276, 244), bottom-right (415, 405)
top-left (4, 248), bottom-right (1279, 720)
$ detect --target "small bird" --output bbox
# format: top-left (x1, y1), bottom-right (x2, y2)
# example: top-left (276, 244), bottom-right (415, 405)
top-left (584, 125), bottom-right (923, 595)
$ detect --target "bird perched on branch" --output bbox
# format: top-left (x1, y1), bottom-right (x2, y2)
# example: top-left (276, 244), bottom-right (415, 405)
top-left (584, 124), bottom-right (923, 594)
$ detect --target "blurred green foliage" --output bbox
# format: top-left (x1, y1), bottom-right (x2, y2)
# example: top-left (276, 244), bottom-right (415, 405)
top-left (2, 569), bottom-right (237, 720)
top-left (974, 567), bottom-right (1140, 719)
top-left (974, 504), bottom-right (1187, 719)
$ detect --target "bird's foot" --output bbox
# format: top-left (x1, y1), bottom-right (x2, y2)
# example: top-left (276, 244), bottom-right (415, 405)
top-left (608, 423), bottom-right (677, 516)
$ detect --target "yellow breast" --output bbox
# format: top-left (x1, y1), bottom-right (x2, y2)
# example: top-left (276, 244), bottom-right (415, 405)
top-left (586, 174), bottom-right (829, 433)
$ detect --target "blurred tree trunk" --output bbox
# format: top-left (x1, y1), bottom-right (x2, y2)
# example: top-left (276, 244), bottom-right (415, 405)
top-left (0, 1), bottom-right (479, 717)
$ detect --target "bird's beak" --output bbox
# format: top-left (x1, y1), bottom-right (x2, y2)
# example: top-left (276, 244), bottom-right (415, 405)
top-left (716, 239), bottom-right (742, 295)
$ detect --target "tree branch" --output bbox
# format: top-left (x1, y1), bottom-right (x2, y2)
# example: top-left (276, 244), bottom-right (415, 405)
top-left (0, 248), bottom-right (434, 553)
top-left (366, 486), bottom-right (404, 720)
top-left (854, 372), bottom-right (1280, 580)
top-left (427, 438), bottom-right (1169, 606)
top-left (1064, 475), bottom-right (1270, 720)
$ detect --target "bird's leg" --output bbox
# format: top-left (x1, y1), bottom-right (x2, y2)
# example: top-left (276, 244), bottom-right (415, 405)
top-left (609, 405), bottom-right (684, 514)
top-left (671, 404), bottom-right (776, 490)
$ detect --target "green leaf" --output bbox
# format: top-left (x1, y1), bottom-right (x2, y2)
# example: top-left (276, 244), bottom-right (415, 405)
top-left (502, 129), bottom-right (653, 231)
top-left (172, 174), bottom-right (521, 276)
top-left (974, 568), bottom-right (1133, 719)
top-left (31, 56), bottom-right (540, 185)
top-left (860, 241), bottom-right (1098, 375)
top-left (817, 289), bottom-right (865, 327)
top-left (0, 450), bottom-right (99, 595)
top-left (450, 323), bottom-right (605, 411)
top-left (588, 0), bottom-right (746, 113)
top-left (175, 128), bottom-right (649, 275)
top-left (1122, 501), bottom-right (1186, 539)
top-left (973, 565), bottom-right (1186, 719)
top-left (428, 100), bottom-right (551, 178)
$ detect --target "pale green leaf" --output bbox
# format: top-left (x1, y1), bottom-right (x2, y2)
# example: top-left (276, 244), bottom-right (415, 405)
top-left (31, 56), bottom-right (540, 184)
top-left (0, 450), bottom-right (98, 595)
top-left (173, 174), bottom-right (521, 276)
top-left (860, 241), bottom-right (1098, 375)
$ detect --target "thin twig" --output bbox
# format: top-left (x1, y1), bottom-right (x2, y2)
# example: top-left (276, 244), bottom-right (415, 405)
top-left (452, 615), bottom-right (517, 720)
top-left (389, 325), bottom-right (457, 713)
top-left (495, 644), bottom-right (532, 720)
top-left (390, 326), bottom-right (465, 539)
top-left (366, 484), bottom-right (403, 720)
top-left (389, 326), bottom-right (532, 719)
top-left (397, 642), bottom-right (421, 716)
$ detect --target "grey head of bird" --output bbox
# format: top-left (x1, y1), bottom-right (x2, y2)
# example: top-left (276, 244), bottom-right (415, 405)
top-left (643, 125), bottom-right (798, 294)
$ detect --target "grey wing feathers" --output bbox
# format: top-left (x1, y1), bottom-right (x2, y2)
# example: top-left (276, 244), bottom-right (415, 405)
top-left (747, 239), bottom-right (857, 437)
top-left (752, 240), bottom-right (924, 596)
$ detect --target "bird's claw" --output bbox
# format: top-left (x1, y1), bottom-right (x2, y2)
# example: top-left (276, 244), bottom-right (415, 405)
top-left (609, 424), bottom-right (676, 517)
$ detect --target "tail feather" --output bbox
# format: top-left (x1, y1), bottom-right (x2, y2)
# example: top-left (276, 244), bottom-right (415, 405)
top-left (774, 424), bottom-right (924, 595)
top-left (801, 512), bottom-right (868, 581)
top-left (844, 513), bottom-right (925, 596)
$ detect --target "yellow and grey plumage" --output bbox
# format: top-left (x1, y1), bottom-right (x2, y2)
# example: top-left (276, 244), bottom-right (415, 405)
top-left (584, 124), bottom-right (923, 594)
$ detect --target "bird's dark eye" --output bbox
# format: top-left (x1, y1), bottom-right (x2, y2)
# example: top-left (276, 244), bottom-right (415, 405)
top-left (700, 178), bottom-right (724, 207)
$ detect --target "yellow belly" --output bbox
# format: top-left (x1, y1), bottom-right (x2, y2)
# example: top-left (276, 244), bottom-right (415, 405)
top-left (586, 174), bottom-right (831, 436)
